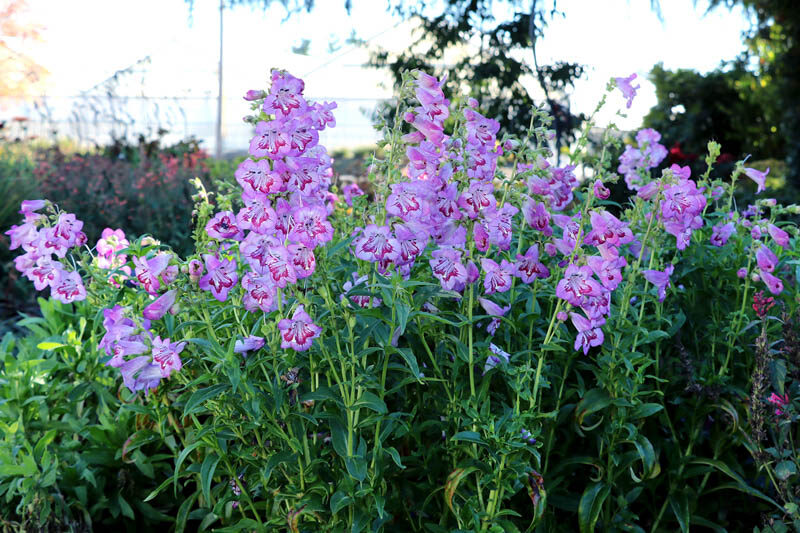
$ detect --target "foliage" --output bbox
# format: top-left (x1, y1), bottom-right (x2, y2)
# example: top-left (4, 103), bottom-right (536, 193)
top-left (32, 135), bottom-right (211, 257)
top-left (0, 298), bottom-right (177, 532)
top-left (2, 69), bottom-right (800, 532)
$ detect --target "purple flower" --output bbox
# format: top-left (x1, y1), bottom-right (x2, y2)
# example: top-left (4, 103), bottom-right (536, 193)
top-left (234, 336), bottom-right (265, 356)
top-left (278, 305), bottom-right (322, 352)
top-left (756, 246), bottom-right (778, 273)
top-left (237, 197), bottom-right (277, 235)
top-left (614, 73), bottom-right (639, 108)
top-left (768, 224), bottom-right (790, 249)
top-left (289, 243), bottom-right (316, 279)
top-left (120, 356), bottom-right (160, 394)
top-left (593, 179), bottom-right (610, 200)
top-left (50, 270), bottom-right (86, 304)
top-left (342, 183), bottom-right (365, 206)
top-left (342, 272), bottom-right (381, 308)
top-left (642, 265), bottom-right (674, 302)
top-left (522, 197), bottom-right (552, 236)
top-left (244, 89), bottom-right (266, 101)
top-left (570, 312), bottom-right (605, 355)
top-left (744, 167), bottom-right (769, 194)
top-left (710, 222), bottom-right (735, 247)
top-left (134, 253), bottom-right (172, 295)
top-left (586, 255), bottom-right (626, 291)
top-left (458, 181), bottom-right (496, 219)
top-left (241, 272), bottom-right (277, 313)
top-left (26, 257), bottom-right (62, 291)
top-left (199, 254), bottom-right (239, 301)
top-left (206, 211), bottom-right (244, 241)
top-left (737, 267), bottom-right (748, 279)
top-left (429, 247), bottom-right (467, 291)
top-left (143, 289), bottom-right (178, 321)
top-left (150, 336), bottom-right (185, 378)
top-left (235, 159), bottom-right (283, 197)
top-left (760, 270), bottom-right (784, 295)
top-left (263, 70), bottom-right (306, 116)
top-left (4, 222), bottom-right (38, 251)
top-left (514, 244), bottom-right (550, 283)
top-left (483, 343), bottom-right (510, 374)
top-left (556, 264), bottom-right (603, 307)
top-left (188, 259), bottom-right (204, 282)
top-left (481, 258), bottom-right (513, 295)
top-left (289, 205), bottom-right (333, 248)
top-left (353, 225), bottom-right (400, 264)
top-left (478, 297), bottom-right (511, 335)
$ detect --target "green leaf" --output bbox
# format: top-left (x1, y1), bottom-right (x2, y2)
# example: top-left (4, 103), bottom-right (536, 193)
top-left (776, 460), bottom-right (797, 481)
top-left (445, 467), bottom-right (477, 515)
top-left (345, 455), bottom-right (367, 482)
top-left (331, 490), bottom-right (353, 514)
top-left (201, 453), bottom-right (221, 505)
top-left (330, 417), bottom-right (348, 459)
top-left (451, 431), bottom-right (484, 445)
top-left (693, 458), bottom-right (782, 510)
top-left (772, 359), bottom-right (788, 396)
top-left (354, 391), bottom-right (387, 414)
top-left (669, 491), bottom-right (690, 533)
top-left (118, 494), bottom-right (135, 519)
top-left (392, 347), bottom-right (421, 380)
top-left (575, 389), bottom-right (611, 426)
top-left (33, 429), bottom-right (58, 463)
top-left (578, 482), bottom-right (609, 533)
top-left (630, 403), bottom-right (663, 420)
top-left (183, 384), bottom-right (228, 417)
top-left (385, 447), bottom-right (405, 469)
top-left (395, 302), bottom-right (411, 337)
top-left (36, 341), bottom-right (65, 351)
top-left (173, 441), bottom-right (203, 496)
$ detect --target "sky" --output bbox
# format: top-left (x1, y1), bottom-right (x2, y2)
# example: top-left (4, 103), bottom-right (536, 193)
top-left (12, 0), bottom-right (752, 151)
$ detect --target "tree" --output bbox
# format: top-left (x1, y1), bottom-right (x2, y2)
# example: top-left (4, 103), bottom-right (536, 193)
top-left (706, 0), bottom-right (800, 186)
top-left (0, 0), bottom-right (48, 103)
top-left (370, 0), bottom-right (586, 150)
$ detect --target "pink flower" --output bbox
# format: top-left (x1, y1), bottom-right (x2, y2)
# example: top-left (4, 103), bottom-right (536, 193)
top-left (756, 246), bottom-right (778, 273)
top-left (760, 269), bottom-right (784, 295)
top-left (429, 247), bottom-right (467, 291)
top-left (278, 305), bottom-right (321, 352)
top-left (593, 179), bottom-right (611, 200)
top-left (556, 264), bottom-right (602, 307)
top-left (244, 89), bottom-right (266, 101)
top-left (767, 392), bottom-right (791, 416)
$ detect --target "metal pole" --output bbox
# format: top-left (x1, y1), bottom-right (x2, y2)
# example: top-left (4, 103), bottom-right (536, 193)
top-left (215, 0), bottom-right (224, 158)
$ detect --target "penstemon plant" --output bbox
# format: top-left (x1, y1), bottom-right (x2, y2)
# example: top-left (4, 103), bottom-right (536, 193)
top-left (3, 68), bottom-right (799, 532)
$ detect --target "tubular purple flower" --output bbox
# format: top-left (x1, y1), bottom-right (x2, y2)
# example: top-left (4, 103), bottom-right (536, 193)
top-left (234, 336), bottom-right (265, 356)
top-left (483, 343), bottom-right (510, 374)
top-left (744, 167), bottom-right (769, 194)
top-left (143, 289), bottom-right (178, 321)
top-left (768, 224), bottom-right (790, 249)
top-left (150, 336), bottom-right (185, 378)
top-left (760, 269), bottom-right (784, 295)
top-left (756, 246), bottom-right (778, 273)
top-left (642, 265), bottom-right (674, 302)
top-left (614, 73), bottom-right (639, 108)
top-left (278, 305), bottom-right (322, 352)
top-left (478, 297), bottom-right (511, 335)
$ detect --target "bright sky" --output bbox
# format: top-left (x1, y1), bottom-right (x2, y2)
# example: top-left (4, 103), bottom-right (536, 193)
top-left (17, 0), bottom-right (751, 146)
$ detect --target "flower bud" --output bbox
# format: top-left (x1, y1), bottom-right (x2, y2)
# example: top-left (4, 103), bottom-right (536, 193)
top-left (751, 273), bottom-right (761, 283)
top-left (737, 267), bottom-right (747, 279)
top-left (243, 89), bottom-right (266, 101)
top-left (556, 311), bottom-right (567, 321)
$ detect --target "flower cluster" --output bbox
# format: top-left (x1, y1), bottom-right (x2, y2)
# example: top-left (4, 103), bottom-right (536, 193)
top-left (5, 201), bottom-right (88, 304)
top-left (206, 70), bottom-right (334, 349)
top-left (99, 305), bottom-right (185, 393)
top-left (618, 129), bottom-right (668, 191)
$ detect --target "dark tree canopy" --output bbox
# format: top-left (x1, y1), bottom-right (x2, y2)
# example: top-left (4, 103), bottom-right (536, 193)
top-left (369, 0), bottom-right (586, 149)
